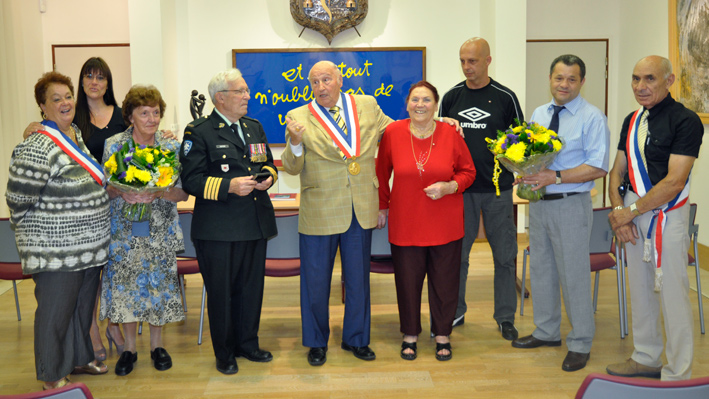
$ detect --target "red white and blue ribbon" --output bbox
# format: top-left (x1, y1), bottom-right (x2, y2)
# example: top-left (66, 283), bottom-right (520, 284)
top-left (308, 92), bottom-right (361, 159)
top-left (626, 108), bottom-right (690, 291)
top-left (38, 120), bottom-right (106, 186)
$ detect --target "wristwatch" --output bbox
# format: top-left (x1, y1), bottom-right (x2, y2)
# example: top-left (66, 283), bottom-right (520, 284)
top-left (555, 170), bottom-right (562, 185)
top-left (629, 202), bottom-right (641, 216)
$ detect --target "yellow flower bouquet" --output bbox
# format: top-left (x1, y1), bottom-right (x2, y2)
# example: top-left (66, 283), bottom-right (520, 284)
top-left (104, 138), bottom-right (181, 221)
top-left (486, 120), bottom-right (564, 202)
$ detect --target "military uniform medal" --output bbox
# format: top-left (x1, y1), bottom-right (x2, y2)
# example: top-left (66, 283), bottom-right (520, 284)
top-left (249, 143), bottom-right (268, 163)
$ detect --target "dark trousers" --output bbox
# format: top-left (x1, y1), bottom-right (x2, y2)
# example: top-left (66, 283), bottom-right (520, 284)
top-left (459, 190), bottom-right (517, 323)
top-left (33, 267), bottom-right (101, 381)
top-left (391, 239), bottom-right (462, 337)
top-left (194, 238), bottom-right (266, 362)
top-left (299, 213), bottom-right (372, 348)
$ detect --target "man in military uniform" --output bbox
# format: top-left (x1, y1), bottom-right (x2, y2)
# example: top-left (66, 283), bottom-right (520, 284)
top-left (180, 68), bottom-right (278, 375)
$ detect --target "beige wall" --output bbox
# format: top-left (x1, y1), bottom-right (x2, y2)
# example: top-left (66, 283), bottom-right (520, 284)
top-left (528, 0), bottom-right (709, 241)
top-left (1, 0), bottom-right (707, 242)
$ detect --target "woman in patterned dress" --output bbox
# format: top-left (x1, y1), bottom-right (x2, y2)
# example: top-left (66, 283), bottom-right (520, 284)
top-left (7, 71), bottom-right (110, 390)
top-left (99, 85), bottom-right (188, 376)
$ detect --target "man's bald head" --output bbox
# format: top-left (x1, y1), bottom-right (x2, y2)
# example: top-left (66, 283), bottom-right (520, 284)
top-left (460, 37), bottom-right (490, 58)
top-left (632, 55), bottom-right (675, 109)
top-left (459, 37), bottom-right (492, 89)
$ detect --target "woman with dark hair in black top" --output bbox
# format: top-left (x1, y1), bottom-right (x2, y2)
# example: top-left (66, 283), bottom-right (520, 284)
top-left (73, 57), bottom-right (127, 161)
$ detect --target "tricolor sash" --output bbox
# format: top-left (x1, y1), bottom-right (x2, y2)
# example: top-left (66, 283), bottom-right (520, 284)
top-left (625, 108), bottom-right (690, 291)
top-left (38, 121), bottom-right (106, 187)
top-left (308, 93), bottom-right (361, 159)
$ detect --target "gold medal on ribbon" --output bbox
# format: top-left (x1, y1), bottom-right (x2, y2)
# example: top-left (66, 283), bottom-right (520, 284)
top-left (348, 160), bottom-right (361, 175)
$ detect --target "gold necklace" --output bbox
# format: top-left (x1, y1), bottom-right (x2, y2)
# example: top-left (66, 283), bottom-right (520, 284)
top-left (409, 120), bottom-right (435, 138)
top-left (64, 126), bottom-right (77, 143)
top-left (410, 122), bottom-right (435, 176)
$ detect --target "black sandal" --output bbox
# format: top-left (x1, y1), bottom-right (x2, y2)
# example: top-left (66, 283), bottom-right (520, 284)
top-left (435, 342), bottom-right (452, 361)
top-left (400, 341), bottom-right (417, 361)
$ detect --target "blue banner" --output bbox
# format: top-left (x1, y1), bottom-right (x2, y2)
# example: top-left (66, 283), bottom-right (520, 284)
top-left (233, 48), bottom-right (426, 145)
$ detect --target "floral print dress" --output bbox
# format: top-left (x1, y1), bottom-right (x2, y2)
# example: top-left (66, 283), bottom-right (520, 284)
top-left (99, 129), bottom-right (186, 326)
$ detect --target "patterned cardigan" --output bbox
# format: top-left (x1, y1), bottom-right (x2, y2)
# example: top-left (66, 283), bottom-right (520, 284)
top-left (5, 124), bottom-right (110, 274)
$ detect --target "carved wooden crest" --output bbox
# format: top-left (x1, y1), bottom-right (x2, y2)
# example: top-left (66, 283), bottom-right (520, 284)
top-left (290, 0), bottom-right (368, 44)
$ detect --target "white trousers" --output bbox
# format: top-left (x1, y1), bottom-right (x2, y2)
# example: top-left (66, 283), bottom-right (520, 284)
top-left (625, 191), bottom-right (693, 380)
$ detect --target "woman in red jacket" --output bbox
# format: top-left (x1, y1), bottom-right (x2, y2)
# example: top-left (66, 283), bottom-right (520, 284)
top-left (376, 81), bottom-right (476, 361)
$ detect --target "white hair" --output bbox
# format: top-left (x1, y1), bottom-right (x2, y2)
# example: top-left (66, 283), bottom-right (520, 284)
top-left (208, 68), bottom-right (243, 103)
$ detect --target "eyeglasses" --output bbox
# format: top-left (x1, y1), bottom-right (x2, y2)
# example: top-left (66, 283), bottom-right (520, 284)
top-left (220, 88), bottom-right (250, 96)
top-left (83, 73), bottom-right (106, 82)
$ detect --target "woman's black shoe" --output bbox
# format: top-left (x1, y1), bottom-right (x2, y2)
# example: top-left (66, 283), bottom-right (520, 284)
top-left (400, 341), bottom-right (417, 361)
top-left (115, 351), bottom-right (137, 376)
top-left (151, 347), bottom-right (172, 371)
top-left (435, 342), bottom-right (452, 361)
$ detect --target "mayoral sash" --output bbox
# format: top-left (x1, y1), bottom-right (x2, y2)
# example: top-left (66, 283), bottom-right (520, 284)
top-left (38, 120), bottom-right (106, 186)
top-left (626, 108), bottom-right (690, 291)
top-left (308, 92), bottom-right (361, 159)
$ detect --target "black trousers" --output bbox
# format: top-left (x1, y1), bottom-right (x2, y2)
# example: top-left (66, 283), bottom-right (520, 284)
top-left (33, 267), bottom-right (101, 381)
top-left (391, 240), bottom-right (462, 337)
top-left (194, 238), bottom-right (266, 362)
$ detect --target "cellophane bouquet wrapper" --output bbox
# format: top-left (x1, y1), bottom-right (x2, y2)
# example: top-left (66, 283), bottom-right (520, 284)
top-left (104, 138), bottom-right (181, 222)
top-left (486, 121), bottom-right (564, 202)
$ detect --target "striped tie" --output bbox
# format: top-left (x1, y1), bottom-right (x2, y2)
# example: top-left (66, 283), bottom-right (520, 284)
top-left (637, 110), bottom-right (648, 168)
top-left (329, 106), bottom-right (348, 135)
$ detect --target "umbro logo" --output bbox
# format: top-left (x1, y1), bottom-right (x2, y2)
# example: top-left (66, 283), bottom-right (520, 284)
top-left (458, 107), bottom-right (490, 123)
top-left (458, 107), bottom-right (489, 129)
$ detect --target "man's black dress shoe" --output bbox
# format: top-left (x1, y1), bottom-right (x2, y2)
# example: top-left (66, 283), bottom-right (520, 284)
top-left (340, 342), bottom-right (376, 361)
top-left (511, 334), bottom-right (562, 349)
top-left (307, 347), bottom-right (327, 366)
top-left (216, 358), bottom-right (238, 375)
top-left (150, 347), bottom-right (172, 371)
top-left (499, 322), bottom-right (519, 341)
top-left (115, 351), bottom-right (138, 376)
top-left (237, 348), bottom-right (273, 363)
top-left (562, 351), bottom-right (590, 372)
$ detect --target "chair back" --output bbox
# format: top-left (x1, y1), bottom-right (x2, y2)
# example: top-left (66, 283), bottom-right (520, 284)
top-left (576, 372), bottom-right (709, 399)
top-left (689, 203), bottom-right (698, 237)
top-left (177, 211), bottom-right (196, 258)
top-left (0, 218), bottom-right (21, 263)
top-left (371, 223), bottom-right (392, 257)
top-left (4, 381), bottom-right (94, 399)
top-left (266, 212), bottom-right (299, 259)
top-left (589, 207), bottom-right (614, 254)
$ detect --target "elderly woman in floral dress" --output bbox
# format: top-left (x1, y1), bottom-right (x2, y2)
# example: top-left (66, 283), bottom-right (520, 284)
top-left (99, 85), bottom-right (188, 376)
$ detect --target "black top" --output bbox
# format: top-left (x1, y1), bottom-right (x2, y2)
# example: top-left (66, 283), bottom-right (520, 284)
top-left (180, 110), bottom-right (277, 242)
top-left (439, 78), bottom-right (524, 193)
top-left (618, 94), bottom-right (703, 186)
top-left (82, 106), bottom-right (128, 162)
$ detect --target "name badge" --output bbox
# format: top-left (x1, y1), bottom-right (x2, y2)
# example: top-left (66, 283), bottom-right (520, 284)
top-left (132, 221), bottom-right (150, 237)
top-left (216, 144), bottom-right (229, 149)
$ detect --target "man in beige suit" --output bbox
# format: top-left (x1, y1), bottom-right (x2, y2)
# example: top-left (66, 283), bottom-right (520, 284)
top-left (282, 61), bottom-right (392, 366)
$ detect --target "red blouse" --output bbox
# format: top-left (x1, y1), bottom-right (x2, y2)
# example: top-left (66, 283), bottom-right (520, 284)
top-left (376, 120), bottom-right (476, 246)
